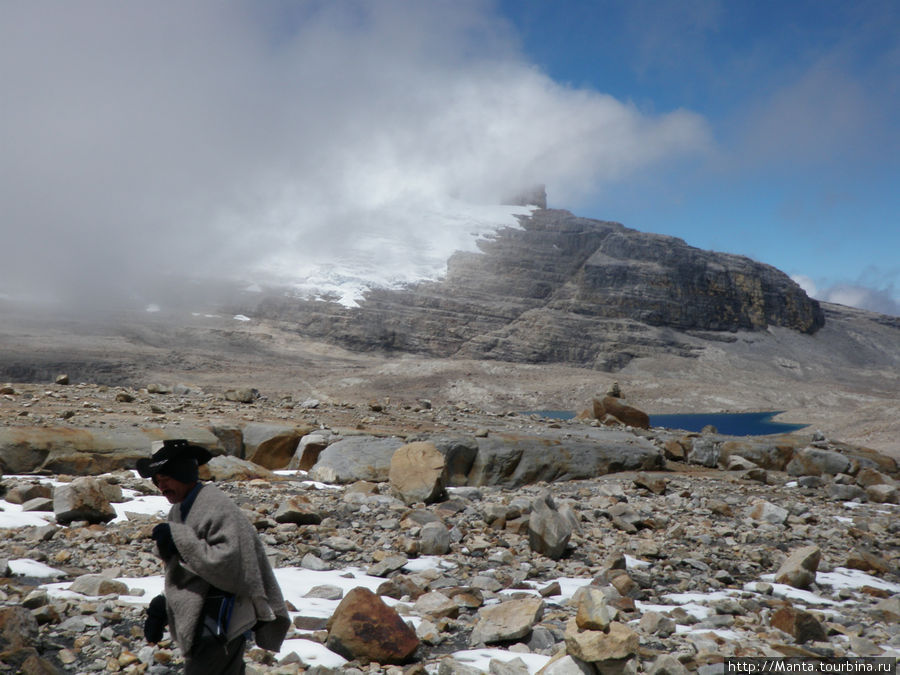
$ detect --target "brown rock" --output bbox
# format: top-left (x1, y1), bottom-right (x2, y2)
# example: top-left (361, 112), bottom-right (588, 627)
top-left (273, 495), bottom-right (322, 526)
top-left (564, 620), bottom-right (639, 663)
top-left (845, 549), bottom-right (890, 574)
top-left (326, 587), bottom-right (419, 664)
top-left (774, 545), bottom-right (821, 590)
top-left (575, 587), bottom-right (613, 631)
top-left (0, 606), bottom-right (40, 652)
top-left (389, 442), bottom-right (446, 505)
top-left (243, 423), bottom-right (310, 470)
top-left (634, 473), bottom-right (667, 495)
top-left (591, 396), bottom-right (650, 429)
top-left (469, 597), bottom-right (545, 646)
top-left (770, 606), bottom-right (827, 644)
top-left (52, 477), bottom-right (116, 525)
top-left (663, 439), bottom-right (687, 461)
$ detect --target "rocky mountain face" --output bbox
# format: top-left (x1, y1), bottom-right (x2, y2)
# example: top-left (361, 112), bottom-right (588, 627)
top-left (252, 209), bottom-right (825, 370)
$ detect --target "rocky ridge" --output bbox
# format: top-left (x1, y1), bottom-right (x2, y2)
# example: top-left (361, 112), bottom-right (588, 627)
top-left (247, 209), bottom-right (825, 370)
top-left (0, 380), bottom-right (898, 673)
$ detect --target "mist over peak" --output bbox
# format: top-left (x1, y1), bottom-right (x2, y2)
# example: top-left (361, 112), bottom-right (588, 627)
top-left (1, 1), bottom-right (709, 311)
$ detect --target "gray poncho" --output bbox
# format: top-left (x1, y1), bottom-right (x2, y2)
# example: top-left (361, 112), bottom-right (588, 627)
top-left (162, 483), bottom-right (290, 655)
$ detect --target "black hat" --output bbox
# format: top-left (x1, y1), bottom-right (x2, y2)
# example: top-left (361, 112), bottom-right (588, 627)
top-left (136, 439), bottom-right (212, 481)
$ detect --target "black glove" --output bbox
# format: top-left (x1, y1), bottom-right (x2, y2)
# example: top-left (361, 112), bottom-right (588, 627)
top-left (144, 594), bottom-right (167, 643)
top-left (151, 523), bottom-right (179, 560)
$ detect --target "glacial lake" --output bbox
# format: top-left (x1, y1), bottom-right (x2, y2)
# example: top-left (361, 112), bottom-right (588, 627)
top-left (522, 410), bottom-right (807, 436)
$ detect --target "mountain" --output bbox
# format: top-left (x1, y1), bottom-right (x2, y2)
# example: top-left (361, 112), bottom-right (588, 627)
top-left (248, 208), bottom-right (826, 370)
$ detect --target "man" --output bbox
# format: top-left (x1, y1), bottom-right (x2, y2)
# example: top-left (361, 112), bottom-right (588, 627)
top-left (137, 439), bottom-right (290, 674)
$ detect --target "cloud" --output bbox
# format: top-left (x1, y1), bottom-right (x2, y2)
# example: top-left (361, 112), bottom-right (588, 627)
top-left (0, 1), bottom-right (710, 308)
top-left (792, 274), bottom-right (899, 317)
top-left (821, 285), bottom-right (900, 317)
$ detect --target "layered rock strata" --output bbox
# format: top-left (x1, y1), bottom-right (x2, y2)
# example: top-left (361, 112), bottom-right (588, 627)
top-left (251, 210), bottom-right (824, 370)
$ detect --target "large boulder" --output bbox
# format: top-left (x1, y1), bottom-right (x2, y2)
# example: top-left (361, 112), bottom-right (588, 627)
top-left (469, 597), bottom-right (545, 646)
top-left (326, 587), bottom-right (419, 664)
top-left (590, 396), bottom-right (650, 429)
top-left (68, 574), bottom-right (129, 597)
top-left (53, 477), bottom-right (117, 525)
top-left (0, 426), bottom-right (221, 475)
top-left (389, 442), bottom-right (446, 505)
top-left (687, 437), bottom-right (719, 468)
top-left (786, 447), bottom-right (852, 476)
top-left (428, 435), bottom-right (479, 485)
top-left (564, 620), bottom-right (639, 663)
top-left (467, 431), bottom-right (662, 488)
top-left (242, 423), bottom-right (312, 470)
top-left (201, 456), bottom-right (284, 482)
top-left (775, 545), bottom-right (821, 589)
top-left (289, 431), bottom-right (339, 471)
top-left (308, 436), bottom-right (406, 484)
top-left (528, 491), bottom-right (572, 560)
top-left (718, 438), bottom-right (798, 471)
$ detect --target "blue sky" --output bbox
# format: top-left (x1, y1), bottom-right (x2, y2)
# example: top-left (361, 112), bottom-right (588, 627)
top-left (499, 0), bottom-right (900, 314)
top-left (1, 1), bottom-right (897, 315)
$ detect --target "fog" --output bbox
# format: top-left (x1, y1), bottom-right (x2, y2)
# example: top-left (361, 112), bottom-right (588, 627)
top-left (1, 2), bottom-right (709, 310)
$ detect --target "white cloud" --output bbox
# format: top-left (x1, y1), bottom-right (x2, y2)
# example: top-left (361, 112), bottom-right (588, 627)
top-left (0, 1), bottom-right (711, 308)
top-left (819, 284), bottom-right (900, 317)
top-left (793, 273), bottom-right (899, 317)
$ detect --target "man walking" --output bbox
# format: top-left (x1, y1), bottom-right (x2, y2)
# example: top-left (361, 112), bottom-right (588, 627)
top-left (138, 439), bottom-right (290, 674)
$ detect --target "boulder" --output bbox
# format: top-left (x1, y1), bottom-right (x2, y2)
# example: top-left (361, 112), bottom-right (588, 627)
top-left (243, 423), bottom-right (310, 470)
top-left (774, 545), bottom-right (821, 589)
top-left (591, 396), bottom-right (650, 429)
top-left (845, 549), bottom-right (890, 574)
top-left (21, 497), bottom-right (54, 512)
top-left (865, 483), bottom-right (898, 504)
top-left (3, 482), bottom-right (52, 504)
top-left (0, 606), bottom-right (40, 652)
top-left (413, 592), bottom-right (460, 620)
top-left (469, 597), bottom-right (545, 646)
top-left (389, 442), bottom-right (446, 505)
top-left (528, 491), bottom-right (572, 560)
top-left (748, 500), bottom-right (788, 525)
top-left (429, 435), bottom-right (479, 485)
top-left (272, 495), bottom-right (322, 525)
top-left (575, 587), bottom-right (613, 631)
top-left (326, 587), bottom-right (419, 664)
top-left (825, 484), bottom-right (867, 502)
top-left (418, 521), bottom-right (452, 555)
top-left (770, 606), bottom-right (827, 644)
top-left (855, 467), bottom-right (893, 488)
top-left (208, 423), bottom-right (244, 458)
top-left (687, 437), bottom-right (719, 468)
top-left (0, 426), bottom-right (222, 475)
top-left (537, 655), bottom-right (596, 675)
top-left (289, 431), bottom-right (337, 471)
top-left (647, 655), bottom-right (690, 675)
top-left (786, 447), bottom-right (852, 476)
top-left (224, 388), bottom-right (258, 403)
top-left (467, 431), bottom-right (662, 488)
top-left (718, 439), bottom-right (797, 471)
top-left (201, 455), bottom-right (283, 482)
top-left (53, 477), bottom-right (116, 525)
top-left (309, 436), bottom-right (406, 484)
top-left (68, 574), bottom-right (129, 597)
top-left (564, 620), bottom-right (639, 663)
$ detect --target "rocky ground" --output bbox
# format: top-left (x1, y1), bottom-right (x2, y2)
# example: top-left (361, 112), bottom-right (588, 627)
top-left (0, 301), bottom-right (898, 673)
top-left (0, 376), bottom-right (898, 674)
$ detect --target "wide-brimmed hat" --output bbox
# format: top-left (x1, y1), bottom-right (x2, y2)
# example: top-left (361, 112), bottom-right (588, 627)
top-left (136, 439), bottom-right (212, 479)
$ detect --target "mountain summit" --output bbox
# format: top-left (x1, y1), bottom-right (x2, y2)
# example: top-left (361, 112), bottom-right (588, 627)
top-left (251, 209), bottom-right (824, 370)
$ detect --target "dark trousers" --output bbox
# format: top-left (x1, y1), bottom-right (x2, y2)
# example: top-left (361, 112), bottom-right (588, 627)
top-left (184, 635), bottom-right (246, 675)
